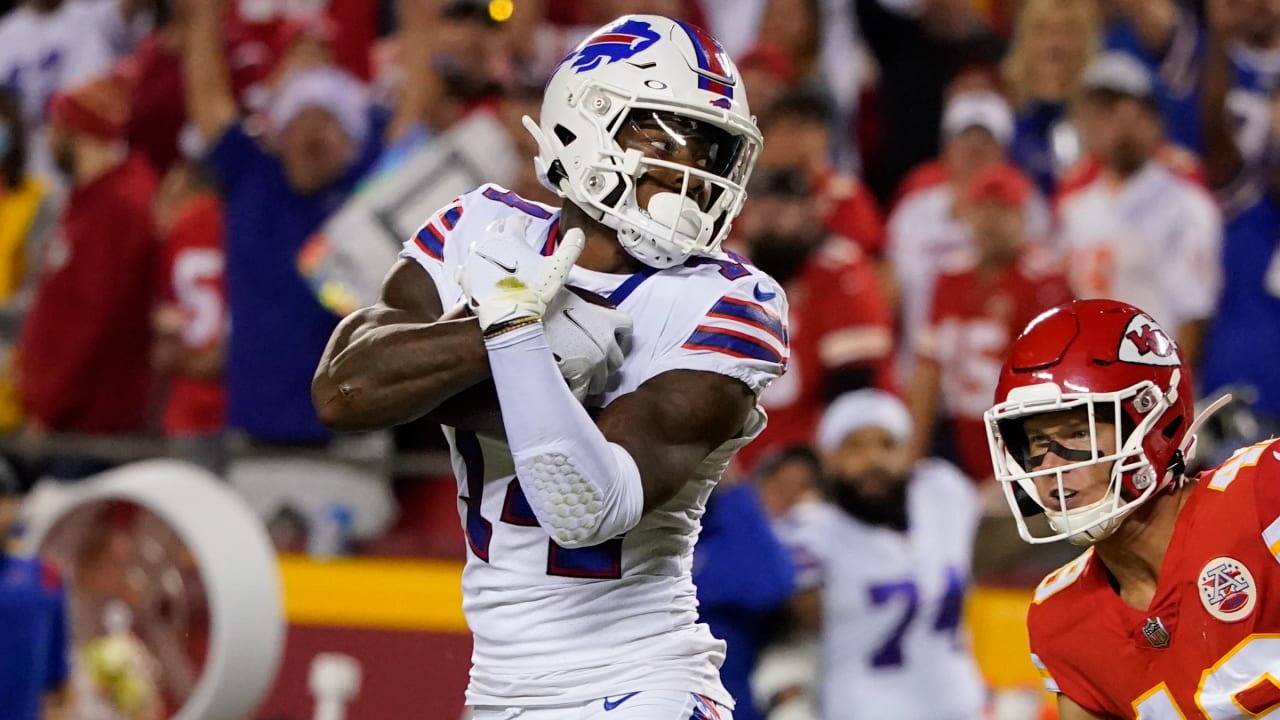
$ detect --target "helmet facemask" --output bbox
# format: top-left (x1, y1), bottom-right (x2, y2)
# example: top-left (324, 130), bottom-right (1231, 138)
top-left (525, 80), bottom-right (761, 269)
top-left (984, 377), bottom-right (1180, 545)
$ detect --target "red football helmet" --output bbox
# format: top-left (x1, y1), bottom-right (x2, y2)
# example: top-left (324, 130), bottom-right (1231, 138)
top-left (984, 299), bottom-right (1197, 544)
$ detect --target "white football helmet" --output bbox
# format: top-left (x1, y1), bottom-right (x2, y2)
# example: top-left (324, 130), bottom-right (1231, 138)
top-left (524, 15), bottom-right (763, 269)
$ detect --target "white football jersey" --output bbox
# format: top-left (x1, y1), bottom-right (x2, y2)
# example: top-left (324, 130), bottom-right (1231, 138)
top-left (775, 460), bottom-right (986, 720)
top-left (1056, 161), bottom-right (1222, 333)
top-left (400, 185), bottom-right (790, 707)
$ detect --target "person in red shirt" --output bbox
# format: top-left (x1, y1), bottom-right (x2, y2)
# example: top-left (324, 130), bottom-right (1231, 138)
top-left (757, 91), bottom-right (887, 259)
top-left (18, 74), bottom-right (158, 466)
top-left (908, 163), bottom-right (1072, 483)
top-left (734, 165), bottom-right (896, 472)
top-left (985, 298), bottom-right (1280, 719)
top-left (152, 163), bottom-right (227, 469)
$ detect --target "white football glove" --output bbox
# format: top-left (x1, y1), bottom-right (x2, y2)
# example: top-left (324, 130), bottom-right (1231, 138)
top-left (457, 216), bottom-right (585, 333)
top-left (543, 289), bottom-right (633, 401)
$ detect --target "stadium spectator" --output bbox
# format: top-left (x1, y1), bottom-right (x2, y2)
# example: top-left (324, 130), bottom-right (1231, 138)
top-left (183, 0), bottom-right (404, 538)
top-left (907, 163), bottom-right (1072, 484)
top-left (736, 42), bottom-right (795, 121)
top-left (1002, 0), bottom-right (1101, 197)
top-left (0, 460), bottom-right (73, 720)
top-left (0, 88), bottom-right (54, 434)
top-left (754, 445), bottom-right (822, 521)
top-left (1103, 0), bottom-right (1204, 152)
top-left (1199, 0), bottom-right (1280, 448)
top-left (18, 74), bottom-right (158, 477)
top-left (757, 92), bottom-right (887, 260)
top-left (885, 88), bottom-right (1051, 382)
top-left (775, 389), bottom-right (985, 719)
top-left (1057, 52), bottom-right (1221, 370)
top-left (0, 0), bottom-right (150, 181)
top-left (151, 163), bottom-right (228, 473)
top-left (694, 474), bottom-right (796, 720)
top-left (857, 0), bottom-right (1006, 204)
top-left (735, 163), bottom-right (895, 472)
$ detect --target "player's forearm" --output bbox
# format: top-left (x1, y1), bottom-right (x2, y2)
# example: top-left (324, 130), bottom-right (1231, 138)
top-left (905, 358), bottom-right (941, 462)
top-left (1200, 35), bottom-right (1244, 188)
top-left (313, 317), bottom-right (492, 432)
top-left (182, 1), bottom-right (238, 143)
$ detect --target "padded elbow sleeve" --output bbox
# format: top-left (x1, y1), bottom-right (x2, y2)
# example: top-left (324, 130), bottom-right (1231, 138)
top-left (513, 441), bottom-right (644, 548)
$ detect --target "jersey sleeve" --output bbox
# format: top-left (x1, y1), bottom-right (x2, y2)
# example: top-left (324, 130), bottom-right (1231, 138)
top-left (646, 269), bottom-right (790, 394)
top-left (1246, 438), bottom-right (1280, 567)
top-left (1026, 600), bottom-right (1112, 716)
top-left (399, 194), bottom-right (471, 309)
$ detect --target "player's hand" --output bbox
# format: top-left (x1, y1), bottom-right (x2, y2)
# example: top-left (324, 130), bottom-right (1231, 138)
top-left (544, 289), bottom-right (633, 401)
top-left (457, 217), bottom-right (585, 334)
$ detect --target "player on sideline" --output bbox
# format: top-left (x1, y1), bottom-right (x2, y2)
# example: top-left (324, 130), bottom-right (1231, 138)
top-left (313, 15), bottom-right (786, 720)
top-left (983, 298), bottom-right (1280, 719)
top-left (774, 389), bottom-right (985, 719)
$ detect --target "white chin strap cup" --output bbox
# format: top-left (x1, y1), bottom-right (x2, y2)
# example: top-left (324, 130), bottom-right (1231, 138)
top-left (645, 191), bottom-right (713, 247)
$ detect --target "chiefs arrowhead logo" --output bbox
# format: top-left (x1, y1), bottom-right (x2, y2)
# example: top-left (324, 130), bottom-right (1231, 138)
top-left (1118, 315), bottom-right (1179, 367)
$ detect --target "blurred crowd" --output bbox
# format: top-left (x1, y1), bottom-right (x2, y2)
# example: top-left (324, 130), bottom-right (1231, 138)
top-left (2, 0), bottom-right (1280, 716)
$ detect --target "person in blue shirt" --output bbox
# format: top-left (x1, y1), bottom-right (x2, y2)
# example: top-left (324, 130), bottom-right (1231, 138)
top-left (183, 0), bottom-right (391, 446)
top-left (694, 473), bottom-right (797, 720)
top-left (1200, 1), bottom-right (1280, 456)
top-left (0, 460), bottom-right (72, 719)
top-left (1103, 0), bottom-right (1205, 153)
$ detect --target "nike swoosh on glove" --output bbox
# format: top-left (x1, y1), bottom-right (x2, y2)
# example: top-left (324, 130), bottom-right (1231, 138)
top-left (456, 215), bottom-right (585, 334)
top-left (543, 290), bottom-right (633, 401)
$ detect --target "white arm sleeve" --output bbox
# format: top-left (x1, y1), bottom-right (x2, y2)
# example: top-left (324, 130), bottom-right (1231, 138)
top-left (484, 322), bottom-right (644, 548)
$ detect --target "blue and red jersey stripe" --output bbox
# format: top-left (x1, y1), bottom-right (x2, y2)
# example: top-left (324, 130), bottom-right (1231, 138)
top-left (414, 222), bottom-right (446, 261)
top-left (706, 297), bottom-right (786, 344)
top-left (683, 324), bottom-right (784, 364)
top-left (440, 202), bottom-right (463, 230)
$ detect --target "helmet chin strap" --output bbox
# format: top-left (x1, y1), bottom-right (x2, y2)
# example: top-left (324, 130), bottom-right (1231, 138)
top-left (1047, 492), bottom-right (1129, 546)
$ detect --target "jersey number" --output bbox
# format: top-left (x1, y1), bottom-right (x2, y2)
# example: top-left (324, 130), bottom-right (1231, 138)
top-left (172, 249), bottom-right (225, 346)
top-left (867, 568), bottom-right (966, 668)
top-left (1132, 635), bottom-right (1280, 718)
top-left (458, 432), bottom-right (623, 579)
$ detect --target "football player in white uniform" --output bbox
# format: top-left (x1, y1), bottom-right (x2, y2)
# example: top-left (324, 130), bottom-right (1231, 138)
top-left (774, 390), bottom-right (985, 720)
top-left (313, 15), bottom-right (787, 720)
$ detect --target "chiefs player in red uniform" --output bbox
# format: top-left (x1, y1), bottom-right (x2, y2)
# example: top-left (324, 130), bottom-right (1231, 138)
top-left (984, 298), bottom-right (1280, 719)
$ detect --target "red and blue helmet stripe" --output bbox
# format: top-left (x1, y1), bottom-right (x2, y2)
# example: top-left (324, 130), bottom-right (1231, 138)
top-left (673, 19), bottom-right (735, 99)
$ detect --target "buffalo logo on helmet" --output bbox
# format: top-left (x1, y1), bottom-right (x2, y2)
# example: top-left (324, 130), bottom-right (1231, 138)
top-left (1198, 556), bottom-right (1257, 622)
top-left (569, 19), bottom-right (661, 73)
top-left (1117, 314), bottom-right (1179, 367)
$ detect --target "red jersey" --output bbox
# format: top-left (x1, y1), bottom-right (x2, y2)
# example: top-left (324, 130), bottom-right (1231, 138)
top-left (1028, 438), bottom-right (1280, 718)
top-left (18, 154), bottom-right (158, 433)
top-left (738, 238), bottom-right (894, 470)
top-left (917, 250), bottom-right (1073, 481)
top-left (158, 195), bottom-right (226, 437)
